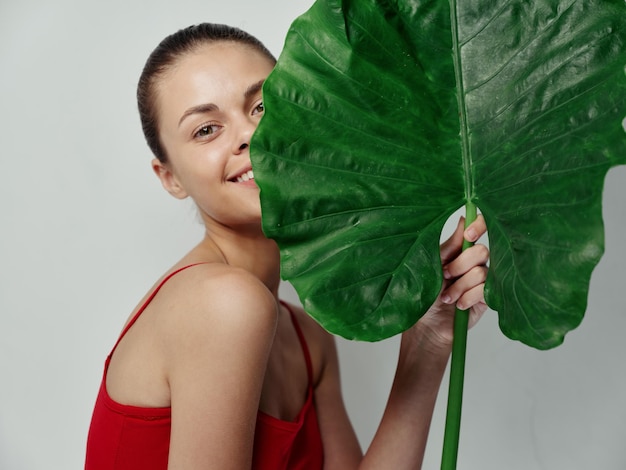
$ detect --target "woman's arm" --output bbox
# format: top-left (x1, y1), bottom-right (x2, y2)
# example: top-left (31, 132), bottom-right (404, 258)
top-left (317, 215), bottom-right (489, 470)
top-left (164, 265), bottom-right (279, 469)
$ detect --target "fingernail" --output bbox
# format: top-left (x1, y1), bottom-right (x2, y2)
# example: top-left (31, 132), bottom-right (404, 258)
top-left (465, 227), bottom-right (477, 241)
top-left (441, 294), bottom-right (452, 304)
top-left (443, 268), bottom-right (452, 279)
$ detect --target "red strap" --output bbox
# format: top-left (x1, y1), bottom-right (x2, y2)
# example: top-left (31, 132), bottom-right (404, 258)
top-left (281, 301), bottom-right (314, 387)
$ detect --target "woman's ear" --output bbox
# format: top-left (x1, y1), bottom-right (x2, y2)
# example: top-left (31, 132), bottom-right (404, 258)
top-left (151, 158), bottom-right (188, 199)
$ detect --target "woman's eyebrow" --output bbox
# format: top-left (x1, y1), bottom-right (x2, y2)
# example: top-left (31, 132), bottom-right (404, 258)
top-left (178, 103), bottom-right (219, 127)
top-left (177, 79), bottom-right (264, 128)
top-left (244, 79), bottom-right (265, 100)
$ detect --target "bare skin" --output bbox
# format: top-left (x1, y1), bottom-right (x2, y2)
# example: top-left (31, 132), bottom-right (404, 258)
top-left (105, 41), bottom-right (489, 469)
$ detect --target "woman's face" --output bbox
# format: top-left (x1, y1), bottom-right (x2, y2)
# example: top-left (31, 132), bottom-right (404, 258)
top-left (155, 42), bottom-right (275, 230)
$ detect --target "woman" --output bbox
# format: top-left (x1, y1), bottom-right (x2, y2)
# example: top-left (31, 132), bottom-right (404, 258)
top-left (85, 23), bottom-right (489, 469)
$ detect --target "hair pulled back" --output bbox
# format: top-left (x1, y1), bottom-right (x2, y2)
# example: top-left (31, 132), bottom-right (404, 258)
top-left (137, 23), bottom-right (276, 163)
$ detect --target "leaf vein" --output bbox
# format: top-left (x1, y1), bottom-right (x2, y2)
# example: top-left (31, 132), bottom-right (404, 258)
top-left (479, 161), bottom-right (608, 196)
top-left (464, 0), bottom-right (577, 94)
top-left (260, 147), bottom-right (457, 191)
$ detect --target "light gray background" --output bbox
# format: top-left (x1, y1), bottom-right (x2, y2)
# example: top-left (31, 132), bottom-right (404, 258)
top-left (1, 1), bottom-right (625, 469)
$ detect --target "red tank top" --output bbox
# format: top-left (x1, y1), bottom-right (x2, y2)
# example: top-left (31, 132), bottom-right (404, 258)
top-left (85, 264), bottom-right (324, 469)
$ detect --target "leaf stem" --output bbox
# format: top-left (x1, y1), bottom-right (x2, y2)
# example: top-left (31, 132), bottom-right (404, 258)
top-left (441, 201), bottom-right (477, 470)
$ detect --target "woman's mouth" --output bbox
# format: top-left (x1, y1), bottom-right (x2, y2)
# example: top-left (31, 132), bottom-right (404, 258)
top-left (235, 170), bottom-right (254, 183)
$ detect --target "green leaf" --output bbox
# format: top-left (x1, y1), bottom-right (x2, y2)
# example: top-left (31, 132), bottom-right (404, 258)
top-left (250, 0), bottom-right (626, 349)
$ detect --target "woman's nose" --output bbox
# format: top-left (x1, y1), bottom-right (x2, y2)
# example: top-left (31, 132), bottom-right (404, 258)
top-left (233, 118), bottom-right (255, 154)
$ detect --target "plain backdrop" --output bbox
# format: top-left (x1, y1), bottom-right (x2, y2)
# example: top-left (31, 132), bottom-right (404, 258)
top-left (1, 1), bottom-right (625, 469)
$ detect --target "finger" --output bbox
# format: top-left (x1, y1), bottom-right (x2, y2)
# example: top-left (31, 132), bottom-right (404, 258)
top-left (442, 244), bottom-right (489, 280)
top-left (440, 213), bottom-right (487, 264)
top-left (456, 284), bottom-right (486, 312)
top-left (440, 266), bottom-right (488, 306)
top-left (463, 214), bottom-right (487, 243)
top-left (440, 216), bottom-right (466, 264)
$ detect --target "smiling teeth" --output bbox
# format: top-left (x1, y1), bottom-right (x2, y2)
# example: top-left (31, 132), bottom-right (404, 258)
top-left (236, 170), bottom-right (254, 183)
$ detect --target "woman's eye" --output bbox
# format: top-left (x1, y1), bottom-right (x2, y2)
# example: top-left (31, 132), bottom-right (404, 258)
top-left (194, 123), bottom-right (220, 139)
top-left (253, 102), bottom-right (265, 115)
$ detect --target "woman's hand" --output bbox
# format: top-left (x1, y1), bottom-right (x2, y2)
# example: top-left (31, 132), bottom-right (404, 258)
top-left (405, 215), bottom-right (490, 352)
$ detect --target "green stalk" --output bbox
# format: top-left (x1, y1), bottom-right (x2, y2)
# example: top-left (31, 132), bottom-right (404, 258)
top-left (440, 201), bottom-right (477, 470)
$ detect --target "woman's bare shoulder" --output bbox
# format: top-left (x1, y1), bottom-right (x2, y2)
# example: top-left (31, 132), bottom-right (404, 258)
top-left (152, 263), bottom-right (279, 348)
top-left (162, 262), bottom-right (272, 299)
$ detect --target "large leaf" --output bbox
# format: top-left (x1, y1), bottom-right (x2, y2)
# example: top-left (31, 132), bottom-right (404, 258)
top-left (250, 0), bottom-right (626, 349)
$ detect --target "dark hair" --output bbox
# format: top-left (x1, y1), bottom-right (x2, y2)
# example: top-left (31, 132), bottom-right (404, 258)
top-left (137, 23), bottom-right (276, 163)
